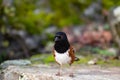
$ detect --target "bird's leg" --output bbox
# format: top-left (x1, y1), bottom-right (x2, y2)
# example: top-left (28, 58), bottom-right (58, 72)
top-left (56, 64), bottom-right (62, 76)
top-left (68, 65), bottom-right (74, 77)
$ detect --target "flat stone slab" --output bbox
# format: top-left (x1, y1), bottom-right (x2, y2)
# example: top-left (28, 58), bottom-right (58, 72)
top-left (0, 65), bottom-right (120, 80)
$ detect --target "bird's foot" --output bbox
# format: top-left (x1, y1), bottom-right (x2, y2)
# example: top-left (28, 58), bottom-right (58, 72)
top-left (56, 72), bottom-right (62, 76)
top-left (69, 73), bottom-right (75, 77)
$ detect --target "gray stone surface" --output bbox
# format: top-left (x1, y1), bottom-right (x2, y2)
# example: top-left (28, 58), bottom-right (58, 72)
top-left (0, 65), bottom-right (120, 80)
top-left (0, 60), bottom-right (31, 69)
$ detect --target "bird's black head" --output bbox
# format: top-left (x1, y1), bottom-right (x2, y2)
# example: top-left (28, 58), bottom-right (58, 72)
top-left (54, 32), bottom-right (70, 53)
top-left (54, 32), bottom-right (68, 42)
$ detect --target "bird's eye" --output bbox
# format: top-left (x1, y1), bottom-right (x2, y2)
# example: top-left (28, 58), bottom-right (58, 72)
top-left (58, 36), bottom-right (61, 39)
top-left (55, 36), bottom-right (62, 39)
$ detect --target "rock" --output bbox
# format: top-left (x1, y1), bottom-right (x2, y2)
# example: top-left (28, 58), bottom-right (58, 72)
top-left (113, 6), bottom-right (120, 21)
top-left (44, 26), bottom-right (57, 33)
top-left (88, 58), bottom-right (98, 65)
top-left (106, 48), bottom-right (118, 56)
top-left (1, 66), bottom-right (73, 80)
top-left (45, 41), bottom-right (54, 52)
top-left (6, 29), bottom-right (27, 39)
top-left (1, 65), bottom-right (120, 80)
top-left (0, 60), bottom-right (31, 69)
top-left (25, 37), bottom-right (38, 49)
top-left (113, 7), bottom-right (120, 17)
top-left (83, 0), bottom-right (103, 22)
top-left (2, 0), bottom-right (13, 6)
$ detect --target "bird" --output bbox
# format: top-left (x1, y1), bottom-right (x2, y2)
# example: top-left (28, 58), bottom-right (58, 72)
top-left (53, 32), bottom-right (79, 77)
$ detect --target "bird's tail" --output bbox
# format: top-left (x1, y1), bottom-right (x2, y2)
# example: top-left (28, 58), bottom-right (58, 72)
top-left (74, 57), bottom-right (80, 61)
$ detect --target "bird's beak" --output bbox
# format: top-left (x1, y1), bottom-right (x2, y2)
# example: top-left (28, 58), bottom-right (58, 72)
top-left (55, 37), bottom-right (59, 42)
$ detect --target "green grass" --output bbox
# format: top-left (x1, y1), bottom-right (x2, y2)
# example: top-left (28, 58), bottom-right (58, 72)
top-left (29, 53), bottom-right (55, 64)
top-left (97, 59), bottom-right (120, 67)
top-left (75, 55), bottom-right (92, 64)
top-left (29, 53), bottom-right (120, 67)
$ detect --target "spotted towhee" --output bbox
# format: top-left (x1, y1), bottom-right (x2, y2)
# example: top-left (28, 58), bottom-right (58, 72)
top-left (53, 32), bottom-right (79, 77)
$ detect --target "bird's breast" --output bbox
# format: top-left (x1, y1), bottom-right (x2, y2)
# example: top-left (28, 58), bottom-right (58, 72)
top-left (54, 50), bottom-right (71, 65)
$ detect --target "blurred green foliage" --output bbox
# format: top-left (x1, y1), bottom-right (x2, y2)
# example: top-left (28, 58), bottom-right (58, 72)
top-left (0, 52), bottom-right (7, 63)
top-left (103, 0), bottom-right (120, 9)
top-left (1, 0), bottom-right (120, 34)
top-left (2, 0), bottom-right (119, 34)
top-left (98, 48), bottom-right (117, 57)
